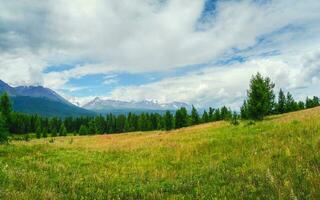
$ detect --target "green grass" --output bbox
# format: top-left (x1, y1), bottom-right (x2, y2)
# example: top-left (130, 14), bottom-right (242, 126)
top-left (0, 108), bottom-right (320, 199)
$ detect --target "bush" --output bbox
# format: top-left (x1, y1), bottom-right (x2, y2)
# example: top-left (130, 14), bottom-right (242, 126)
top-left (230, 112), bottom-right (240, 126)
top-left (0, 116), bottom-right (9, 144)
top-left (24, 134), bottom-right (30, 142)
top-left (246, 120), bottom-right (256, 126)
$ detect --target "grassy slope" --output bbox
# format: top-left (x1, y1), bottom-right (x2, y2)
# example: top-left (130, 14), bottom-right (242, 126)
top-left (0, 108), bottom-right (319, 199)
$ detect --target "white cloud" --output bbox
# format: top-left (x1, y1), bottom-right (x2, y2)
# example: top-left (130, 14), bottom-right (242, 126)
top-left (105, 51), bottom-right (319, 108)
top-left (0, 0), bottom-right (319, 107)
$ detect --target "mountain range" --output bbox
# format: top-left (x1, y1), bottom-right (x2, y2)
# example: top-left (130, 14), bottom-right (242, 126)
top-left (0, 80), bottom-right (191, 117)
top-left (0, 80), bottom-right (94, 117)
top-left (82, 97), bottom-right (191, 114)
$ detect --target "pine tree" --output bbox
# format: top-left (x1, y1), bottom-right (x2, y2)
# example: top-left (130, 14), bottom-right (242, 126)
top-left (230, 112), bottom-right (239, 126)
top-left (312, 96), bottom-right (319, 107)
top-left (42, 127), bottom-right (48, 138)
top-left (285, 92), bottom-right (296, 112)
top-left (35, 118), bottom-right (42, 139)
top-left (59, 124), bottom-right (67, 137)
top-left (208, 107), bottom-right (214, 121)
top-left (164, 111), bottom-right (174, 131)
top-left (0, 115), bottom-right (9, 144)
top-left (79, 125), bottom-right (88, 135)
top-left (88, 120), bottom-right (96, 134)
top-left (0, 92), bottom-right (12, 129)
top-left (202, 110), bottom-right (209, 123)
top-left (95, 115), bottom-right (105, 134)
top-left (277, 89), bottom-right (286, 114)
top-left (240, 100), bottom-right (249, 119)
top-left (213, 108), bottom-right (221, 121)
top-left (247, 73), bottom-right (275, 120)
top-left (220, 106), bottom-right (231, 120)
top-left (175, 107), bottom-right (188, 128)
top-left (297, 101), bottom-right (305, 110)
top-left (191, 106), bottom-right (200, 125)
top-left (51, 128), bottom-right (57, 137)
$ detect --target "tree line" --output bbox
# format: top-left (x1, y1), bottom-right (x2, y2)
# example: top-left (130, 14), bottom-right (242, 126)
top-left (0, 92), bottom-right (233, 142)
top-left (1, 72), bottom-right (319, 143)
top-left (240, 73), bottom-right (319, 120)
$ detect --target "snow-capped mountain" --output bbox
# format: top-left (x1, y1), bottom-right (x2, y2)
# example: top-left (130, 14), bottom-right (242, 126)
top-left (15, 85), bottom-right (71, 105)
top-left (83, 97), bottom-right (191, 111)
top-left (0, 80), bottom-right (69, 104)
top-left (0, 80), bottom-right (94, 116)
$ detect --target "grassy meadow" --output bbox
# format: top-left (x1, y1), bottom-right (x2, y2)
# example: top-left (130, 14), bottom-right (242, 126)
top-left (0, 107), bottom-right (320, 199)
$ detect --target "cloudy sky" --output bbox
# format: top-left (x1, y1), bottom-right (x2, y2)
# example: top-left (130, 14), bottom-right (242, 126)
top-left (0, 0), bottom-right (319, 108)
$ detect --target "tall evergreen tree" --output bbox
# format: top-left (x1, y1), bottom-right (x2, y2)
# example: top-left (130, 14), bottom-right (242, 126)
top-left (213, 108), bottom-right (221, 121)
top-left (175, 107), bottom-right (188, 128)
top-left (42, 127), bottom-right (48, 138)
top-left (230, 111), bottom-right (239, 125)
top-left (220, 106), bottom-right (231, 120)
top-left (277, 89), bottom-right (286, 114)
top-left (88, 120), bottom-right (96, 135)
top-left (95, 115), bottom-right (106, 134)
top-left (35, 118), bottom-right (42, 139)
top-left (247, 73), bottom-right (275, 120)
top-left (59, 124), bottom-right (67, 136)
top-left (0, 114), bottom-right (9, 143)
top-left (0, 92), bottom-right (12, 129)
top-left (202, 110), bottom-right (209, 123)
top-left (208, 107), bottom-right (214, 121)
top-left (285, 92), bottom-right (296, 112)
top-left (312, 96), bottom-right (319, 107)
top-left (191, 106), bottom-right (200, 125)
top-left (164, 111), bottom-right (174, 131)
top-left (79, 125), bottom-right (88, 135)
top-left (297, 101), bottom-right (305, 110)
top-left (240, 100), bottom-right (249, 119)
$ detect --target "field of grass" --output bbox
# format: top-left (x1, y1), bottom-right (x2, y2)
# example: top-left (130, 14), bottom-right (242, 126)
top-left (0, 107), bottom-right (320, 199)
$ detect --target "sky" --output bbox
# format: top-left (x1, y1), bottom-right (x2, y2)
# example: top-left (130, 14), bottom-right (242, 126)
top-left (0, 0), bottom-right (320, 108)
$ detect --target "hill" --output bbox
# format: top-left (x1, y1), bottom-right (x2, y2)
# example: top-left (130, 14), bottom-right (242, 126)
top-left (11, 96), bottom-right (95, 117)
top-left (0, 80), bottom-right (95, 117)
top-left (0, 107), bottom-right (319, 199)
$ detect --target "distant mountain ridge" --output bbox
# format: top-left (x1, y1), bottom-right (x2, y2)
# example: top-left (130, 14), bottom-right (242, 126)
top-left (0, 80), bottom-right (70, 105)
top-left (0, 80), bottom-right (94, 117)
top-left (83, 97), bottom-right (191, 112)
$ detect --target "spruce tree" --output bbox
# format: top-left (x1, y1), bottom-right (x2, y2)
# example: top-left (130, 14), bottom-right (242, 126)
top-left (164, 111), bottom-right (173, 131)
top-left (277, 89), bottom-right (286, 114)
top-left (0, 92), bottom-right (12, 129)
top-left (213, 108), bottom-right (221, 121)
top-left (312, 96), bottom-right (319, 107)
top-left (285, 92), bottom-right (296, 112)
top-left (0, 115), bottom-right (9, 144)
top-left (297, 101), bottom-right (305, 110)
top-left (208, 107), bottom-right (214, 121)
top-left (247, 73), bottom-right (275, 120)
top-left (42, 128), bottom-right (48, 138)
top-left (230, 112), bottom-right (239, 125)
top-left (306, 97), bottom-right (313, 108)
top-left (191, 106), bottom-right (200, 125)
top-left (88, 120), bottom-right (96, 134)
top-left (220, 106), bottom-right (231, 120)
top-left (175, 107), bottom-right (188, 128)
top-left (35, 118), bottom-right (42, 139)
top-left (51, 128), bottom-right (57, 137)
top-left (240, 100), bottom-right (249, 119)
top-left (59, 124), bottom-right (67, 137)
top-left (79, 125), bottom-right (88, 135)
top-left (202, 110), bottom-right (209, 123)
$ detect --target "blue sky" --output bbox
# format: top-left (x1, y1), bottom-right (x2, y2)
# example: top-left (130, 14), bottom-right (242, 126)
top-left (0, 0), bottom-right (320, 108)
